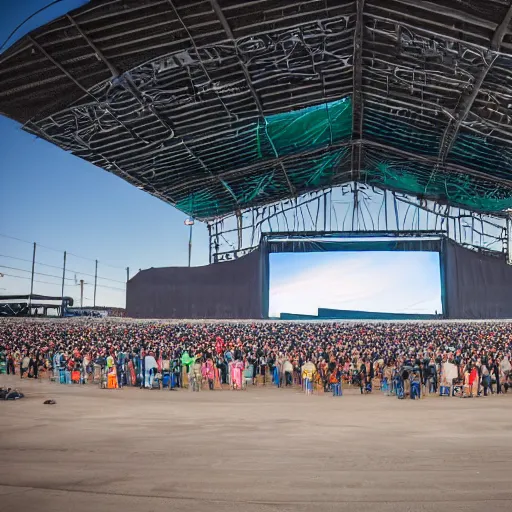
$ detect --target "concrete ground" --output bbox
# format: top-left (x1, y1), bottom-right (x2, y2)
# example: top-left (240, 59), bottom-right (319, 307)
top-left (0, 375), bottom-right (511, 512)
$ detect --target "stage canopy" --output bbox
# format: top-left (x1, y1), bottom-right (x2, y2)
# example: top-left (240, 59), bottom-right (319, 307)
top-left (2, 0), bottom-right (512, 220)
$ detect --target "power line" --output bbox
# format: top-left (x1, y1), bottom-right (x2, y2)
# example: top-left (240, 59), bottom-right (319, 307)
top-left (65, 280), bottom-right (125, 292)
top-left (0, 264), bottom-right (68, 281)
top-left (0, 272), bottom-right (61, 287)
top-left (67, 281), bottom-right (126, 292)
top-left (0, 0), bottom-right (64, 51)
top-left (0, 253), bottom-right (62, 270)
top-left (0, 272), bottom-right (124, 292)
top-left (0, 233), bottom-right (32, 245)
top-left (0, 265), bottom-right (125, 291)
top-left (0, 264), bottom-right (75, 282)
top-left (98, 284), bottom-right (125, 292)
top-left (69, 282), bottom-right (125, 292)
top-left (66, 251), bottom-right (127, 270)
top-left (0, 233), bottom-right (71, 256)
top-left (0, 254), bottom-right (126, 284)
top-left (0, 232), bottom-right (129, 271)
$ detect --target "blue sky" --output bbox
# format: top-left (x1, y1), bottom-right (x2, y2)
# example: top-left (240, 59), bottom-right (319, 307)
top-left (0, 0), bottom-right (90, 52)
top-left (0, 1), bottom-right (209, 306)
top-left (0, 116), bottom-right (209, 305)
top-left (269, 251), bottom-right (442, 317)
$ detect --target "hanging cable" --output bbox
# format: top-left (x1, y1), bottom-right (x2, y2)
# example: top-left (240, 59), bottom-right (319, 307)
top-left (0, 272), bottom-right (62, 287)
top-left (1, 0), bottom-right (65, 51)
top-left (0, 233), bottom-right (129, 270)
top-left (0, 264), bottom-right (125, 291)
top-left (0, 254), bottom-right (126, 284)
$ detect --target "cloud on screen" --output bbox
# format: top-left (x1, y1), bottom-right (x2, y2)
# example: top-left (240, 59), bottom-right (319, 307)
top-left (269, 251), bottom-right (441, 317)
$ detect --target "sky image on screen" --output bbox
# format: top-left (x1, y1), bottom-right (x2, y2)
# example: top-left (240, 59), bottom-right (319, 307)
top-left (269, 251), bottom-right (442, 318)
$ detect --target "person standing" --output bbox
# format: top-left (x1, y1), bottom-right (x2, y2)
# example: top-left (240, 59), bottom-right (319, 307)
top-left (383, 362), bottom-right (393, 396)
top-left (480, 362), bottom-right (491, 397)
top-left (144, 351), bottom-right (157, 389)
top-left (29, 351), bottom-right (39, 379)
top-left (301, 359), bottom-right (316, 395)
top-left (192, 358), bottom-right (202, 391)
top-left (7, 350), bottom-right (15, 375)
top-left (468, 362), bottom-right (478, 397)
top-left (139, 347), bottom-right (146, 389)
top-left (259, 354), bottom-right (267, 385)
top-left (491, 358), bottom-right (501, 394)
top-left (283, 358), bottom-right (293, 387)
top-left (359, 359), bottom-right (367, 394)
top-left (0, 347), bottom-right (6, 375)
top-left (202, 358), bottom-right (215, 390)
top-left (20, 353), bottom-right (30, 379)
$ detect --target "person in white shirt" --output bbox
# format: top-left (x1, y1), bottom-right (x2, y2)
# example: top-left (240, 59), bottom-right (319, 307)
top-left (283, 359), bottom-right (294, 386)
top-left (21, 354), bottom-right (31, 379)
top-left (144, 352), bottom-right (157, 388)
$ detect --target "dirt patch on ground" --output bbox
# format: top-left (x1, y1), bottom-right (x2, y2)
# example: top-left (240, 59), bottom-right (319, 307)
top-left (0, 375), bottom-right (511, 512)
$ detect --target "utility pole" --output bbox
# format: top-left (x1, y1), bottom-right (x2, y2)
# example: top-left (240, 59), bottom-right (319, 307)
top-left (93, 260), bottom-right (98, 307)
top-left (61, 251), bottom-right (67, 317)
top-left (28, 242), bottom-right (36, 314)
top-left (80, 279), bottom-right (84, 308)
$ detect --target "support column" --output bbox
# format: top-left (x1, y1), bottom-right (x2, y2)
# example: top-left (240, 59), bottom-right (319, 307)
top-left (236, 211), bottom-right (243, 253)
top-left (384, 190), bottom-right (389, 230)
top-left (323, 192), bottom-right (327, 232)
top-left (208, 223), bottom-right (212, 265)
top-left (352, 183), bottom-right (358, 231)
top-left (188, 224), bottom-right (193, 267)
top-left (507, 215), bottom-right (512, 265)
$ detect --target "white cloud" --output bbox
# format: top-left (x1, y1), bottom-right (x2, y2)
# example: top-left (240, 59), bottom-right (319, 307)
top-left (269, 253), bottom-right (441, 316)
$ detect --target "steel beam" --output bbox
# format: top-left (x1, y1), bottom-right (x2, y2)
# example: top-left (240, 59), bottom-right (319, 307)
top-left (27, 36), bottom-right (96, 99)
top-left (389, 0), bottom-right (497, 30)
top-left (363, 140), bottom-right (512, 189)
top-left (162, 0), bottom-right (241, 206)
top-left (168, 141), bottom-right (353, 194)
top-left (167, 137), bottom-right (512, 197)
top-left (27, 34), bottom-right (146, 144)
top-left (209, 0), bottom-right (295, 196)
top-left (436, 3), bottom-right (512, 164)
top-left (351, 0), bottom-right (365, 181)
top-left (61, 17), bottom-right (174, 138)
top-left (66, 15), bottom-right (120, 77)
top-left (69, 10), bottom-right (239, 208)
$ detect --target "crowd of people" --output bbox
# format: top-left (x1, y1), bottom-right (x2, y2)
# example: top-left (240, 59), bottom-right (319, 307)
top-left (0, 318), bottom-right (511, 398)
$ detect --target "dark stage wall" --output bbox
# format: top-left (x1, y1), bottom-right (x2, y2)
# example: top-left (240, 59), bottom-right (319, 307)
top-left (445, 240), bottom-right (512, 319)
top-left (126, 249), bottom-right (263, 319)
top-left (127, 240), bottom-right (512, 320)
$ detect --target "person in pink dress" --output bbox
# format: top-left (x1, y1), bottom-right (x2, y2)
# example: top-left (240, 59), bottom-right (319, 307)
top-left (231, 360), bottom-right (244, 390)
top-left (202, 358), bottom-right (215, 390)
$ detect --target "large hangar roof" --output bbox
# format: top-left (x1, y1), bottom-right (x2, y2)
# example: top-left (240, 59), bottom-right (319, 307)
top-left (2, 0), bottom-right (512, 220)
